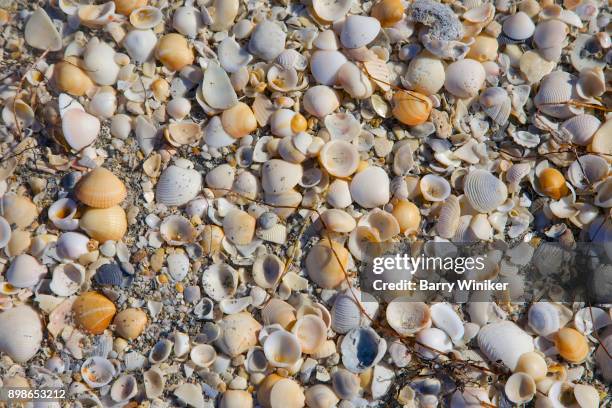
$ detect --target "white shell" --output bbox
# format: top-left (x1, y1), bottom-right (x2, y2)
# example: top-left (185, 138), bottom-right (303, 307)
top-left (0, 216), bottom-right (10, 249)
top-left (477, 321), bottom-right (534, 370)
top-left (269, 109), bottom-right (297, 138)
top-left (502, 11), bottom-right (535, 40)
top-left (574, 307), bottom-right (611, 334)
top-left (111, 114), bottom-right (131, 139)
top-left (560, 114), bottom-right (601, 146)
top-left (252, 254), bottom-right (284, 288)
top-left (331, 292), bottom-right (363, 334)
top-left (305, 385), bottom-right (339, 408)
top-left (173, 331), bottom-right (190, 357)
top-left (248, 20), bottom-right (286, 61)
top-left (313, 0), bottom-right (353, 22)
top-left (48, 198), bottom-right (79, 231)
top-left (534, 19), bottom-right (568, 49)
top-left (88, 88), bottom-right (117, 119)
top-left (463, 169), bottom-right (508, 213)
top-left (340, 15), bottom-right (381, 49)
top-left (595, 332), bottom-right (612, 382)
top-left (319, 140), bottom-right (360, 178)
top-left (50, 263), bottom-right (85, 296)
top-left (201, 263), bottom-right (238, 301)
top-left (350, 166), bottom-right (390, 208)
top-left (327, 179), bottom-right (352, 208)
top-left (314, 30), bottom-right (340, 50)
top-left (204, 116), bottom-right (237, 148)
top-left (534, 71), bottom-right (579, 119)
top-left (310, 50), bottom-right (348, 86)
top-left (415, 327), bottom-right (453, 359)
top-left (156, 165), bottom-right (202, 206)
top-left (437, 195), bottom-right (461, 239)
top-left (149, 339), bottom-right (173, 363)
top-left (7, 254), bottom-right (46, 288)
top-left (527, 302), bottom-right (562, 337)
top-left (479, 87), bottom-right (511, 126)
top-left (56, 231), bottom-right (90, 260)
top-left (167, 252), bottom-right (190, 281)
top-left (123, 29), bottom-right (157, 63)
top-left (504, 373), bottom-right (536, 404)
top-left (62, 109), bottom-right (100, 151)
top-left (320, 209), bottom-right (356, 233)
top-left (332, 369), bottom-right (360, 400)
top-left (173, 6), bottom-right (202, 38)
top-left (341, 327), bottom-right (386, 373)
top-left (420, 174), bottom-right (451, 202)
top-left (262, 160), bottom-right (302, 194)
top-left (110, 374), bottom-right (138, 402)
top-left (25, 7), bottom-right (62, 51)
top-left (567, 155), bottom-right (608, 190)
top-left (430, 303), bottom-right (464, 342)
top-left (303, 86), bottom-right (340, 118)
top-left (206, 164), bottom-right (236, 195)
top-left (167, 98), bottom-right (191, 121)
top-left (174, 384), bottom-right (205, 408)
top-left (276, 49), bottom-right (308, 71)
top-left (202, 61), bottom-right (238, 110)
top-left (83, 38), bottom-right (120, 85)
top-left (324, 112), bottom-right (362, 142)
top-left (81, 356), bottom-right (116, 388)
top-left (444, 59), bottom-right (486, 98)
top-left (292, 315), bottom-right (327, 354)
top-left (405, 54), bottom-right (445, 96)
top-left (263, 330), bottom-right (302, 368)
top-left (218, 36), bottom-right (253, 73)
top-left (143, 367), bottom-right (165, 399)
top-left (595, 178), bottom-right (612, 208)
top-left (337, 61), bottom-right (374, 99)
top-left (190, 344), bottom-right (217, 368)
top-left (0, 306), bottom-right (43, 363)
top-left (386, 300), bottom-right (431, 337)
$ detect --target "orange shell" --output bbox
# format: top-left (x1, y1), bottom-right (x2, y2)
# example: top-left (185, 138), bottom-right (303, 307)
top-left (114, 0), bottom-right (148, 15)
top-left (72, 291), bottom-right (116, 334)
top-left (305, 239), bottom-right (349, 289)
top-left (538, 168), bottom-right (568, 200)
top-left (75, 167), bottom-right (127, 208)
top-left (392, 199), bottom-right (421, 233)
top-left (371, 0), bottom-right (405, 27)
top-left (554, 327), bottom-right (589, 363)
top-left (156, 33), bottom-right (194, 72)
top-left (113, 308), bottom-right (148, 340)
top-left (53, 58), bottom-right (94, 96)
top-left (257, 374), bottom-right (284, 408)
top-left (79, 206), bottom-right (128, 243)
top-left (392, 90), bottom-right (433, 126)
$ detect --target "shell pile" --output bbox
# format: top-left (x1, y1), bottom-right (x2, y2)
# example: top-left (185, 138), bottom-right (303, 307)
top-left (0, 0), bottom-right (611, 407)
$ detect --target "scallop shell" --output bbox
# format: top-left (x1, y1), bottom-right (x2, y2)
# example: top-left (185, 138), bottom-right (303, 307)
top-left (560, 114), bottom-right (601, 146)
top-left (533, 71), bottom-right (579, 119)
top-left (502, 11), bottom-right (535, 40)
top-left (386, 300), bottom-right (431, 337)
top-left (404, 53), bottom-right (445, 96)
top-left (24, 7), bottom-right (62, 51)
top-left (248, 20), bottom-right (286, 61)
top-left (218, 36), bottom-right (253, 73)
top-left (79, 205), bottom-right (127, 243)
top-left (567, 155), bottom-right (608, 190)
top-left (75, 167), bottom-right (127, 209)
top-left (306, 239), bottom-right (349, 289)
top-left (81, 356), bottom-right (116, 388)
top-left (318, 140), bottom-right (360, 178)
top-left (202, 61), bottom-right (238, 110)
top-left (122, 29), bottom-right (157, 63)
top-left (202, 263), bottom-right (238, 301)
top-left (312, 0), bottom-right (353, 22)
top-left (444, 59), bottom-right (486, 98)
top-left (463, 169), bottom-right (508, 213)
top-left (420, 174), bottom-right (451, 202)
top-left (0, 306), bottom-right (43, 363)
top-left (73, 292), bottom-right (117, 335)
top-left (415, 327), bottom-right (453, 360)
top-left (62, 109), bottom-right (100, 151)
top-left (262, 160), bottom-right (302, 194)
top-left (310, 50), bottom-right (347, 86)
top-left (110, 374), bottom-right (138, 402)
top-left (477, 321), bottom-right (534, 370)
top-left (340, 15), bottom-right (381, 49)
top-left (341, 327), bottom-right (387, 373)
top-left (50, 262), bottom-right (85, 296)
top-left (303, 85), bottom-right (340, 118)
top-left (156, 165), bottom-right (202, 206)
top-left (7, 254), bottom-right (46, 288)
top-left (504, 373), bottom-right (536, 404)
top-left (350, 166), bottom-right (390, 208)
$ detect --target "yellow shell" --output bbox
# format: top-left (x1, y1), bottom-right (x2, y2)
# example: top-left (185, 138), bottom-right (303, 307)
top-left (53, 58), bottom-right (94, 96)
top-left (514, 351), bottom-right (548, 381)
top-left (538, 168), bottom-right (568, 199)
top-left (72, 291), bottom-right (117, 334)
top-left (151, 78), bottom-right (170, 101)
top-left (467, 35), bottom-right (499, 62)
top-left (114, 0), bottom-right (148, 15)
top-left (306, 239), bottom-right (349, 289)
top-left (75, 167), bottom-right (127, 208)
top-left (290, 113), bottom-right (308, 133)
top-left (221, 102), bottom-right (258, 138)
top-left (79, 206), bottom-right (128, 243)
top-left (554, 327), bottom-right (589, 363)
top-left (113, 308), bottom-right (148, 340)
top-left (392, 90), bottom-right (432, 126)
top-left (371, 0), bottom-right (405, 27)
top-left (391, 199), bottom-right (421, 234)
top-left (156, 33), bottom-right (194, 72)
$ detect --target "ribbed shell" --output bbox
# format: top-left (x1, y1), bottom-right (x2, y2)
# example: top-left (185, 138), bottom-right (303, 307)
top-left (534, 71), bottom-right (578, 118)
top-left (75, 168), bottom-right (126, 208)
top-left (436, 195), bottom-right (461, 239)
top-left (477, 321), bottom-right (534, 370)
top-left (567, 155), bottom-right (608, 190)
top-left (156, 165), bottom-right (202, 206)
top-left (463, 169), bottom-right (508, 213)
top-left (331, 293), bottom-right (362, 334)
top-left (506, 163), bottom-right (531, 185)
top-left (534, 19), bottom-right (568, 49)
top-left (560, 114), bottom-right (601, 146)
top-left (479, 87), bottom-right (511, 126)
top-left (73, 291), bottom-right (117, 335)
top-left (79, 206), bottom-right (127, 243)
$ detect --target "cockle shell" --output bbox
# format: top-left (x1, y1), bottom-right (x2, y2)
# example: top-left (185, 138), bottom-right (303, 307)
top-left (502, 11), bottom-right (535, 40)
top-left (444, 59), bottom-right (486, 98)
top-left (0, 306), bottom-right (42, 362)
top-left (156, 165), bottom-right (202, 206)
top-left (404, 54), bottom-right (445, 96)
top-left (24, 7), bottom-right (62, 51)
top-left (505, 373), bottom-right (536, 404)
top-left (436, 195), bottom-right (460, 238)
top-left (310, 50), bottom-right (347, 85)
top-left (262, 160), bottom-right (302, 194)
top-left (62, 109), bottom-right (100, 151)
top-left (306, 239), bottom-right (349, 289)
top-left (560, 114), bottom-right (601, 146)
top-left (73, 291), bottom-right (117, 334)
top-left (1, 194), bottom-right (38, 228)
top-left (7, 254), bottom-right (46, 288)
top-left (534, 19), bottom-right (568, 50)
top-left (477, 321), bottom-right (534, 370)
top-left (303, 85), bottom-right (340, 118)
top-left (341, 327), bottom-right (387, 373)
top-left (386, 300), bottom-right (431, 336)
top-left (340, 15), bottom-right (381, 49)
top-left (567, 155), bottom-right (608, 190)
top-left (479, 87), bottom-right (511, 126)
top-left (202, 263), bottom-right (238, 301)
top-left (534, 71), bottom-right (579, 119)
top-left (330, 292), bottom-right (363, 334)
top-left (76, 167), bottom-right (127, 208)
top-left (80, 206), bottom-right (127, 243)
top-left (248, 20), bottom-right (286, 61)
top-left (50, 262), bottom-right (85, 296)
top-left (312, 0), bottom-right (353, 22)
top-left (122, 29), bottom-right (157, 63)
top-left (463, 169), bottom-right (508, 213)
top-left (527, 302), bottom-right (563, 337)
top-left (263, 330), bottom-right (302, 368)
top-left (420, 174), bottom-right (451, 202)
top-left (350, 166), bottom-right (390, 208)
top-left (113, 308), bottom-right (147, 340)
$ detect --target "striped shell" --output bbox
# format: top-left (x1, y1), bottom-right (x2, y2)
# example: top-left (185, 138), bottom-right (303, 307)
top-left (156, 165), bottom-right (202, 206)
top-left (463, 169), bottom-right (508, 213)
top-left (75, 167), bottom-right (126, 208)
top-left (436, 195), bottom-right (461, 239)
top-left (73, 291), bottom-right (117, 335)
top-left (567, 155), bottom-right (608, 190)
top-left (477, 321), bottom-right (534, 370)
top-left (479, 87), bottom-right (511, 126)
top-left (560, 114), bottom-right (601, 146)
top-left (506, 163), bottom-right (531, 186)
top-left (331, 291), bottom-right (363, 334)
top-left (534, 71), bottom-right (579, 119)
top-left (79, 206), bottom-right (128, 243)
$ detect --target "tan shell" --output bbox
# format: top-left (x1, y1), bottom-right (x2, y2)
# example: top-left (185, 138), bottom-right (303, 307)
top-left (404, 54), bottom-right (445, 96)
top-left (115, 0), bottom-right (148, 16)
top-left (113, 308), bottom-right (147, 340)
top-left (292, 315), bottom-right (327, 354)
top-left (216, 312), bottom-right (261, 357)
top-left (262, 160), bottom-right (303, 194)
top-left (391, 199), bottom-right (421, 234)
top-left (437, 195), bottom-right (461, 239)
top-left (319, 140), bottom-right (360, 178)
top-left (1, 194), bottom-right (38, 228)
top-left (371, 0), bottom-right (405, 27)
top-left (303, 86), bottom-right (340, 118)
top-left (221, 102), bottom-right (257, 139)
top-left (79, 206), bottom-right (128, 243)
top-left (223, 209), bottom-right (256, 245)
top-left (252, 254), bottom-right (284, 288)
top-left (306, 239), bottom-right (349, 289)
top-left (467, 35), bottom-right (498, 62)
top-left (166, 122), bottom-right (202, 146)
top-left (320, 209), bottom-right (357, 233)
top-left (514, 351), bottom-right (547, 381)
top-left (220, 390), bottom-right (253, 408)
top-left (160, 215), bottom-right (197, 245)
top-left (305, 385), bottom-right (339, 408)
top-left (392, 90), bottom-right (432, 126)
top-left (53, 58), bottom-right (94, 96)
top-left (554, 327), bottom-right (589, 363)
top-left (156, 33), bottom-right (194, 71)
top-left (75, 167), bottom-right (127, 208)
top-left (589, 119), bottom-right (612, 158)
top-left (386, 300), bottom-right (431, 337)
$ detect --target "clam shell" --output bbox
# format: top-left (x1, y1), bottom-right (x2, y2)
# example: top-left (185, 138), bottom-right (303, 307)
top-left (78, 2), bottom-right (115, 28)
top-left (88, 87), bottom-right (117, 119)
top-left (319, 140), bottom-right (359, 178)
top-left (223, 209), bottom-right (255, 245)
top-left (149, 338), bottom-right (173, 363)
top-left (53, 59), bottom-right (94, 96)
top-left (123, 29), bottom-right (157, 63)
top-left (50, 262), bottom-right (85, 296)
top-left (534, 71), bottom-right (579, 119)
top-left (303, 85), bottom-right (340, 118)
top-left (263, 330), bottom-right (302, 368)
top-left (444, 59), bottom-right (486, 98)
top-left (0, 305), bottom-right (43, 363)
top-left (130, 6), bottom-right (162, 29)
top-left (306, 239), bottom-right (349, 289)
top-left (310, 50), bottom-right (347, 86)
top-left (515, 351), bottom-right (547, 381)
top-left (340, 15), bottom-right (381, 49)
top-left (209, 0), bottom-right (238, 31)
top-left (218, 36), bottom-right (253, 73)
top-left (430, 303), bottom-right (464, 342)
top-left (350, 166), bottom-right (390, 208)
top-left (216, 312), bottom-right (261, 357)
top-left (262, 299), bottom-right (296, 328)
top-left (201, 263), bottom-right (238, 301)
top-left (173, 6), bottom-right (202, 38)
top-left (292, 315), bottom-right (327, 354)
top-left (204, 115), bottom-right (237, 148)
top-left (534, 19), bottom-right (568, 49)
top-left (314, 30), bottom-right (339, 50)
top-left (305, 385), bottom-right (339, 408)
top-left (554, 327), bottom-right (589, 363)
top-left (560, 114), bottom-right (601, 146)
top-left (337, 61), bottom-right (374, 99)
top-left (1, 194), bottom-right (38, 229)
top-left (420, 174), bottom-right (451, 202)
top-left (202, 61), bottom-right (238, 110)
top-left (386, 300), bottom-right (431, 337)
top-left (477, 321), bottom-right (534, 370)
top-left (143, 367), bottom-right (165, 399)
top-left (62, 109), bottom-right (100, 151)
top-left (320, 209), bottom-right (356, 233)
top-left (405, 53), bottom-right (445, 96)
top-left (262, 159), bottom-right (302, 194)
top-left (222, 102), bottom-right (257, 138)
top-left (332, 369), bottom-right (360, 400)
top-left (190, 344), bottom-right (217, 368)
top-left (81, 356), bottom-right (116, 388)
top-left (156, 33), bottom-right (194, 71)
top-left (252, 254), bottom-right (284, 289)
top-left (504, 373), bottom-right (536, 404)
top-left (312, 0), bottom-right (353, 22)
top-left (276, 49), bottom-right (308, 71)
top-left (220, 390), bottom-right (254, 408)
top-left (56, 231), bottom-right (90, 260)
top-left (83, 38), bottom-right (120, 86)
top-left (324, 112), bottom-right (362, 142)
top-left (567, 154), bottom-right (608, 190)
top-left (80, 205), bottom-right (127, 243)
top-left (156, 165), bottom-right (202, 206)
top-left (75, 167), bottom-right (127, 209)
top-left (25, 7), bottom-right (62, 51)
top-left (463, 169), bottom-right (508, 213)
top-left (479, 87), bottom-right (511, 126)
top-left (527, 302), bottom-right (562, 337)
top-left (166, 98), bottom-right (191, 121)
top-left (590, 119), bottom-right (612, 158)
top-left (114, 308), bottom-right (147, 340)
top-left (110, 374), bottom-right (138, 402)
top-left (0, 216), bottom-right (10, 249)
top-left (502, 11), bottom-right (535, 40)
top-left (416, 327), bottom-right (453, 359)
top-left (341, 327), bottom-right (387, 373)
top-left (248, 20), bottom-right (286, 61)
top-left (7, 253), bottom-right (46, 288)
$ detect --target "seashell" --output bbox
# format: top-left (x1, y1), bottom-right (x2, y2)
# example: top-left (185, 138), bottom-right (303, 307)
top-left (267, 65), bottom-right (300, 92)
top-left (303, 85), bottom-right (340, 118)
top-left (149, 339), bottom-right (173, 363)
top-left (527, 302), bottom-right (562, 337)
top-left (512, 130), bottom-right (540, 148)
top-left (56, 231), bottom-right (90, 260)
top-left (576, 66), bottom-right (605, 99)
top-left (320, 209), bottom-right (356, 233)
top-left (78, 2), bottom-right (115, 28)
top-left (252, 254), bottom-right (284, 289)
top-left (534, 19), bottom-right (568, 50)
top-left (332, 369), bottom-right (360, 400)
top-left (2, 98), bottom-right (35, 130)
top-left (590, 119), bottom-right (612, 159)
top-left (330, 293), bottom-right (363, 335)
top-left (220, 390), bottom-right (254, 408)
top-left (209, 0), bottom-right (238, 31)
top-left (172, 331), bottom-right (190, 357)
top-left (392, 90), bottom-right (432, 126)
top-left (463, 169), bottom-right (508, 213)
top-left (166, 98), bottom-right (191, 121)
top-left (111, 114), bottom-right (132, 139)
top-left (223, 209), bottom-right (255, 245)
top-left (62, 109), bottom-right (100, 151)
top-left (113, 308), bottom-right (147, 340)
top-left (430, 303), bottom-right (464, 342)
top-left (88, 87), bottom-right (117, 119)
top-left (574, 307), bottom-right (611, 335)
top-left (122, 29), bottom-right (157, 63)
top-left (173, 6), bottom-right (202, 38)
top-left (263, 330), bottom-right (302, 368)
top-left (110, 374), bottom-right (138, 402)
top-left (515, 351), bottom-right (548, 381)
top-left (95, 263), bottom-right (125, 287)
top-left (416, 327), bottom-right (453, 359)
top-left (261, 159), bottom-right (302, 194)
top-left (467, 35), bottom-right (498, 62)
top-left (248, 20), bottom-right (286, 61)
top-left (310, 50), bottom-right (347, 86)
top-left (73, 292), bottom-right (117, 335)
top-left (502, 11), bottom-right (535, 40)
top-left (7, 254), bottom-right (46, 288)
top-left (156, 33), bottom-right (194, 72)
top-left (324, 112), bottom-right (362, 142)
top-left (25, 7), bottom-right (62, 51)
top-left (50, 263), bottom-right (85, 296)
top-left (420, 174), bottom-right (451, 202)
top-left (350, 166), bottom-right (390, 208)
top-left (306, 239), bottom-right (349, 289)
top-left (1, 194), bottom-right (38, 229)
top-left (83, 38), bottom-right (120, 86)
top-left (292, 315), bottom-right (327, 354)
top-left (276, 49), bottom-right (308, 71)
top-left (222, 102), bottom-right (257, 139)
top-left (76, 167), bottom-right (127, 209)
top-left (304, 385), bottom-right (338, 408)
top-left (538, 168), bottom-right (568, 200)
top-left (115, 0), bottom-right (147, 15)
top-left (218, 37), bottom-right (252, 74)
top-left (560, 114), bottom-right (601, 146)
top-left (53, 58), bottom-right (94, 96)
top-left (404, 54), bottom-right (445, 96)
top-left (313, 30), bottom-right (339, 50)
top-left (190, 344), bottom-right (217, 368)
top-left (80, 205), bottom-right (127, 243)
top-left (0, 306), bottom-right (42, 363)
top-left (479, 87), bottom-right (511, 126)
top-left (262, 300), bottom-right (295, 330)
top-left (0, 216), bottom-right (10, 249)
top-left (371, 0), bottom-right (405, 27)
top-left (259, 376), bottom-right (305, 408)
top-left (312, 0), bottom-right (352, 22)
top-left (340, 15), bottom-right (381, 49)
top-left (341, 327), bottom-right (387, 373)
top-left (358, 208), bottom-right (399, 241)
top-left (174, 383), bottom-right (205, 408)
top-left (567, 155), bottom-right (608, 190)
top-left (337, 62), bottom-right (374, 99)
top-left (81, 357), bottom-right (116, 388)
top-left (534, 71), bottom-right (579, 119)
top-left (386, 300), bottom-right (431, 337)
top-left (143, 367), bottom-right (165, 399)
top-left (156, 165), bottom-right (202, 206)
top-left (216, 312), bottom-right (261, 357)
top-left (444, 59), bottom-right (486, 98)
top-left (554, 327), bottom-right (589, 363)
top-left (130, 6), bottom-right (162, 29)
top-left (504, 373), bottom-right (536, 404)
top-left (202, 61), bottom-right (238, 110)
top-left (201, 263), bottom-right (238, 301)
top-left (317, 140), bottom-right (360, 178)
top-left (477, 321), bottom-right (534, 370)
